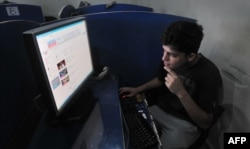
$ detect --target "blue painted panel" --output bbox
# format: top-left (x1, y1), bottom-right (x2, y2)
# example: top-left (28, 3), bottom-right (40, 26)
top-left (0, 4), bottom-right (44, 23)
top-left (0, 20), bottom-right (40, 148)
top-left (85, 12), bottom-right (195, 86)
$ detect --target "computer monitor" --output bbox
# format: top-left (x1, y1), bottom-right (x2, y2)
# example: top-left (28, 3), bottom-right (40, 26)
top-left (23, 17), bottom-right (96, 123)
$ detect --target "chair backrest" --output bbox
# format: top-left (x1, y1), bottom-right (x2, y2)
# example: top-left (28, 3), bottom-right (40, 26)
top-left (188, 106), bottom-right (224, 149)
top-left (73, 3), bottom-right (153, 16)
top-left (0, 20), bottom-right (40, 148)
top-left (0, 3), bottom-right (44, 23)
top-left (84, 11), bottom-right (195, 86)
top-left (58, 4), bottom-right (76, 19)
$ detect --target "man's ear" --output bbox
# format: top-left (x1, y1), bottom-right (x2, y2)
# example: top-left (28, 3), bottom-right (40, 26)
top-left (187, 53), bottom-right (197, 62)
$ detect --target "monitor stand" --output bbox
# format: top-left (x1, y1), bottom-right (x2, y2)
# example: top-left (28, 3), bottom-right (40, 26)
top-left (45, 87), bottom-right (97, 125)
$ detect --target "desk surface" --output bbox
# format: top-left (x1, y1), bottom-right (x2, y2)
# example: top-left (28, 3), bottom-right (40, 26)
top-left (28, 79), bottom-right (125, 149)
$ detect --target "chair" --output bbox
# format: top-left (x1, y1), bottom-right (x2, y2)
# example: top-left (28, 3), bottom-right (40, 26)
top-left (73, 3), bottom-right (153, 16)
top-left (58, 4), bottom-right (76, 19)
top-left (188, 106), bottom-right (224, 149)
top-left (105, 1), bottom-right (117, 9)
top-left (0, 20), bottom-right (42, 149)
top-left (78, 1), bottom-right (90, 8)
top-left (0, 0), bottom-right (14, 4)
top-left (44, 16), bottom-right (58, 22)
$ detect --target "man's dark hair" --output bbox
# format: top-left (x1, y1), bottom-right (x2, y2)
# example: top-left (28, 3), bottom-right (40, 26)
top-left (162, 20), bottom-right (204, 55)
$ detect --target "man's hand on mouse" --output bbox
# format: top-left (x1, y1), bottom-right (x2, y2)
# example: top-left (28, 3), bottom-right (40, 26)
top-left (119, 87), bottom-right (139, 98)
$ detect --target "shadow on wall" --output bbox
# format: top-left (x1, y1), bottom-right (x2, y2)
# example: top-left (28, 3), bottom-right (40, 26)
top-left (204, 65), bottom-right (250, 149)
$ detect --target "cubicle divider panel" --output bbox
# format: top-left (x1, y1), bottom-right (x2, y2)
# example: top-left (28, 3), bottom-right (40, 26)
top-left (85, 12), bottom-right (195, 86)
top-left (73, 3), bottom-right (153, 16)
top-left (0, 4), bottom-right (45, 23)
top-left (0, 20), bottom-right (41, 149)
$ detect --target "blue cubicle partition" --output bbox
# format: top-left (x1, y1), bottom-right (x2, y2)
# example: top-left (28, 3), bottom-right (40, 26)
top-left (0, 3), bottom-right (44, 23)
top-left (0, 20), bottom-right (41, 149)
top-left (73, 3), bottom-right (153, 16)
top-left (85, 12), bottom-right (195, 86)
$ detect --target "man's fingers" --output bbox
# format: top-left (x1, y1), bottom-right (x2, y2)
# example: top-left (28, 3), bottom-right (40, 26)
top-left (164, 67), bottom-right (177, 76)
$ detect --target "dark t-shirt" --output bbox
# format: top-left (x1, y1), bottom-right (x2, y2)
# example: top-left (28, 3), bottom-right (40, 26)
top-left (156, 54), bottom-right (222, 125)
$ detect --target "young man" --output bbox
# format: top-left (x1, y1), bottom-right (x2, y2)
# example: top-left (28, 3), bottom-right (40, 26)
top-left (119, 21), bottom-right (222, 148)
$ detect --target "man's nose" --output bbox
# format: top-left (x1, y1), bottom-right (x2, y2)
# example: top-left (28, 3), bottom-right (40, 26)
top-left (162, 52), bottom-right (169, 61)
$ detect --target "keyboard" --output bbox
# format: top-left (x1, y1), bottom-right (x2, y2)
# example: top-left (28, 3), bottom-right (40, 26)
top-left (120, 96), bottom-right (159, 149)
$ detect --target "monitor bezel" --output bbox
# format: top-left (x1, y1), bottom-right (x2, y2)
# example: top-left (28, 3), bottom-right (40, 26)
top-left (23, 17), bottom-right (94, 117)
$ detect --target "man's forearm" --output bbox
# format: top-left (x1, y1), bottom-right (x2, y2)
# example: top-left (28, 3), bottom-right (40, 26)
top-left (137, 77), bottom-right (163, 93)
top-left (177, 90), bottom-right (213, 129)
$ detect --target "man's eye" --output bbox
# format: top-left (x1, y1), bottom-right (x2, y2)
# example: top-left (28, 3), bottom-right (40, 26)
top-left (171, 54), bottom-right (178, 57)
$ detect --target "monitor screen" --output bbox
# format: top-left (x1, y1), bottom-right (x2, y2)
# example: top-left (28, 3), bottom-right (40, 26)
top-left (23, 17), bottom-right (95, 120)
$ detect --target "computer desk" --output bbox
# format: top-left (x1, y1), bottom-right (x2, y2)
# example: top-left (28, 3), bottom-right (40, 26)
top-left (28, 79), bottom-right (125, 149)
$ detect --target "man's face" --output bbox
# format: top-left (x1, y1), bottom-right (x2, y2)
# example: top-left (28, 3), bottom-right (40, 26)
top-left (162, 45), bottom-right (188, 70)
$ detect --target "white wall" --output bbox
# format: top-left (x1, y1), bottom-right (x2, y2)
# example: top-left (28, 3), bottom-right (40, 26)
top-left (128, 0), bottom-right (250, 73)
